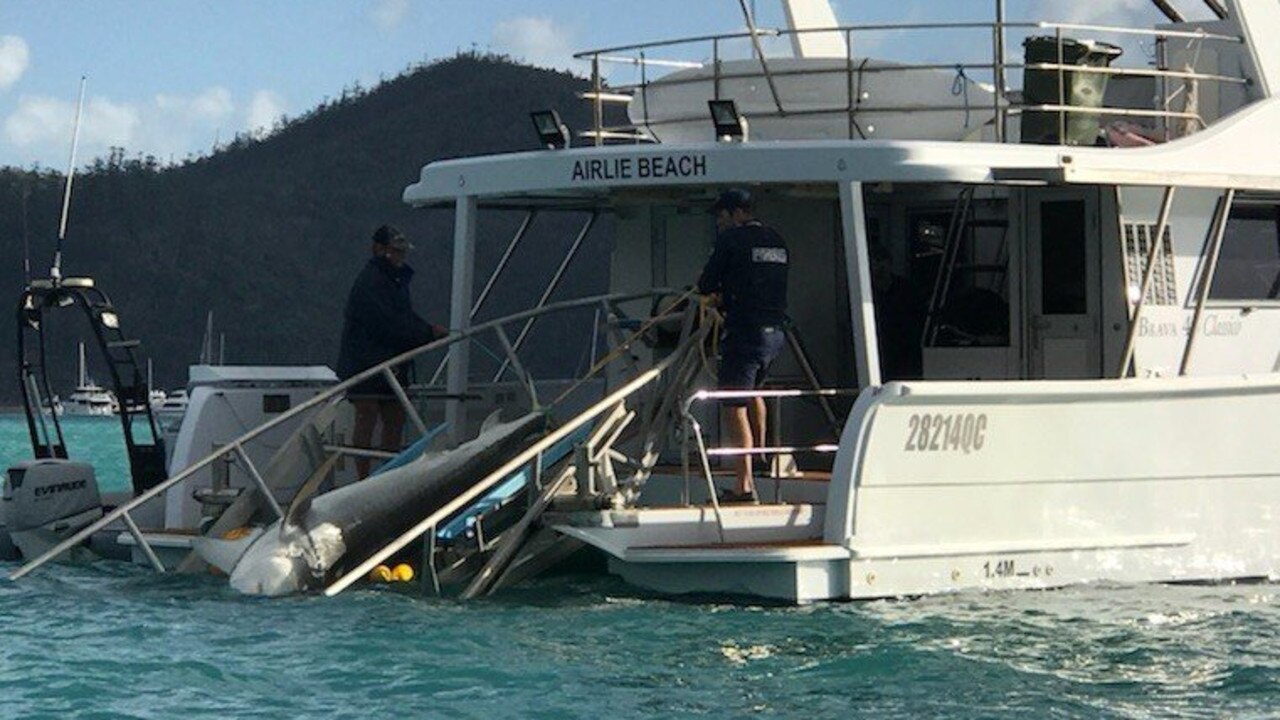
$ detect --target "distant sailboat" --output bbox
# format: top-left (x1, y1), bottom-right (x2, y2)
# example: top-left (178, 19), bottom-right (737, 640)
top-left (63, 342), bottom-right (116, 417)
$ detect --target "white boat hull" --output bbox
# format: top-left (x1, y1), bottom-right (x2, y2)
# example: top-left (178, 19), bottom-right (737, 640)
top-left (560, 375), bottom-right (1280, 602)
top-left (62, 405), bottom-right (115, 418)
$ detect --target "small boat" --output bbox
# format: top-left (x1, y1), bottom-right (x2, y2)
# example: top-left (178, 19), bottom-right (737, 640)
top-left (42, 396), bottom-right (63, 418)
top-left (64, 343), bottom-right (117, 418)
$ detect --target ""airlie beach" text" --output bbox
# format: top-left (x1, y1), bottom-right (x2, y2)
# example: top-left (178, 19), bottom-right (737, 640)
top-left (571, 154), bottom-right (708, 182)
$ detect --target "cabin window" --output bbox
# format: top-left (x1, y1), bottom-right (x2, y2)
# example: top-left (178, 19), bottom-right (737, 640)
top-left (1122, 222), bottom-right (1177, 306)
top-left (1209, 202), bottom-right (1280, 302)
top-left (915, 203), bottom-right (1010, 348)
top-left (1042, 201), bottom-right (1090, 314)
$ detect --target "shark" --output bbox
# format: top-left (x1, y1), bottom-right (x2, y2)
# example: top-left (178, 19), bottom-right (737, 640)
top-left (195, 412), bottom-right (546, 597)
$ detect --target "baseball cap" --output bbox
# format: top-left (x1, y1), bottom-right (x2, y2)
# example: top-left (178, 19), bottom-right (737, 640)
top-left (709, 188), bottom-right (753, 214)
top-left (372, 224), bottom-right (415, 251)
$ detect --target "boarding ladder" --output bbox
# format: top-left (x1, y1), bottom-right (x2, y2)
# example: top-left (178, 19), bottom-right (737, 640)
top-left (921, 187), bottom-right (1010, 347)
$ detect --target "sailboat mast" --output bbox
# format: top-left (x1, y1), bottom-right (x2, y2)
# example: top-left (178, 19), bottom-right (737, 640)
top-left (201, 311), bottom-right (214, 364)
top-left (51, 77), bottom-right (87, 283)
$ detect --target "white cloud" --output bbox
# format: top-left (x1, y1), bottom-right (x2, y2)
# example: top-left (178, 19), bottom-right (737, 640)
top-left (492, 16), bottom-right (582, 73)
top-left (156, 87), bottom-right (234, 125)
top-left (0, 35), bottom-right (30, 90)
top-left (245, 90), bottom-right (287, 134)
top-left (1034, 0), bottom-right (1155, 25)
top-left (5, 95), bottom-right (140, 156)
top-left (3, 86), bottom-right (288, 167)
top-left (371, 0), bottom-right (410, 32)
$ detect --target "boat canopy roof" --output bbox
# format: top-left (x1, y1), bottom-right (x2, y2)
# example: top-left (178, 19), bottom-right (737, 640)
top-left (187, 365), bottom-right (337, 387)
top-left (403, 95), bottom-right (1280, 209)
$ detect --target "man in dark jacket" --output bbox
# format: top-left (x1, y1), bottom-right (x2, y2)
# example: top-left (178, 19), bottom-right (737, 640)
top-left (697, 189), bottom-right (789, 503)
top-left (337, 225), bottom-right (445, 478)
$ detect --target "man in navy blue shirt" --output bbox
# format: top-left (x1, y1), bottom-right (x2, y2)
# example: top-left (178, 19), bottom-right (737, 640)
top-left (338, 225), bottom-right (445, 478)
top-left (697, 189), bottom-right (789, 503)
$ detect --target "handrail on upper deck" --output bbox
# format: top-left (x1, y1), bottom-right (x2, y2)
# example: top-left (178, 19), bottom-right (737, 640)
top-left (574, 16), bottom-right (1247, 147)
top-left (573, 20), bottom-right (1242, 64)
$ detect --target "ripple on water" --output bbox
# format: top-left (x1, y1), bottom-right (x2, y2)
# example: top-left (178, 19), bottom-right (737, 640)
top-left (1, 563), bottom-right (1280, 718)
top-left (4, 408), bottom-right (1280, 717)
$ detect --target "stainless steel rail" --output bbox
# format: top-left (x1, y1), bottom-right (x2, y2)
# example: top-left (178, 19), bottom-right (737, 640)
top-left (9, 289), bottom-right (679, 581)
top-left (680, 387), bottom-right (860, 520)
top-left (574, 13), bottom-right (1246, 146)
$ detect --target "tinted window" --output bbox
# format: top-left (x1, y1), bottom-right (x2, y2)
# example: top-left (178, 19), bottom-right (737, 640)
top-left (1211, 203), bottom-right (1280, 301)
top-left (1040, 201), bottom-right (1087, 314)
top-left (263, 394), bottom-right (290, 414)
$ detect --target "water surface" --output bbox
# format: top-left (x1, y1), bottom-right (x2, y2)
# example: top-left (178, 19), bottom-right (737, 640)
top-left (2, 414), bottom-right (1278, 718)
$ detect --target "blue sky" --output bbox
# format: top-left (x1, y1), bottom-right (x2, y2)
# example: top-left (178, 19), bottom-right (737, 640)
top-left (0, 0), bottom-right (1183, 170)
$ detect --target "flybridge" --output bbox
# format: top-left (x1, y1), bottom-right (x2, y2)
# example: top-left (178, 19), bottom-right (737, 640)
top-left (568, 0), bottom-right (1271, 147)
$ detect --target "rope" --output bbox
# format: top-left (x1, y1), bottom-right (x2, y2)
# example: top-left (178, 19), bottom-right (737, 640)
top-left (850, 58), bottom-right (870, 140)
top-left (952, 64), bottom-right (972, 129)
top-left (550, 287), bottom-right (702, 408)
top-left (696, 295), bottom-right (724, 379)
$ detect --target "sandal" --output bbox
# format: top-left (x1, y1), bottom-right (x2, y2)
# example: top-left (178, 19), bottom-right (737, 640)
top-left (716, 488), bottom-right (759, 505)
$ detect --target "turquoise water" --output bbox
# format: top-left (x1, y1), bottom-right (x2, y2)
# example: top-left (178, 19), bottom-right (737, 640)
top-left (3, 414), bottom-right (1280, 718)
top-left (1, 413), bottom-right (133, 495)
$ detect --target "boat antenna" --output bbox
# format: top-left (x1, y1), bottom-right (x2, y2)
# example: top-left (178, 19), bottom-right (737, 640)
top-left (201, 311), bottom-right (214, 364)
top-left (20, 184), bottom-right (32, 284)
top-left (51, 76), bottom-right (87, 283)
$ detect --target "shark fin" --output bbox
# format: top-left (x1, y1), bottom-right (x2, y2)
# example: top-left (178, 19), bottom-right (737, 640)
top-left (283, 494), bottom-right (314, 537)
top-left (281, 452), bottom-right (342, 536)
top-left (480, 409), bottom-right (502, 434)
top-left (191, 528), bottom-right (263, 575)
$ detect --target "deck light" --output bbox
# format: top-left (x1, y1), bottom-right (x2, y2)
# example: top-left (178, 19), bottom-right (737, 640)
top-left (530, 110), bottom-right (570, 149)
top-left (708, 100), bottom-right (748, 142)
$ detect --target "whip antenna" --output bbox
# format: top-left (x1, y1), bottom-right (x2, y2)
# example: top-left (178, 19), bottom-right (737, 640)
top-left (51, 75), bottom-right (87, 282)
top-left (20, 185), bottom-right (32, 284)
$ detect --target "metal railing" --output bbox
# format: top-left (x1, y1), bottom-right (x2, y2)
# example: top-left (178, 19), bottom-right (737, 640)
top-left (573, 15), bottom-right (1247, 146)
top-left (680, 387), bottom-right (859, 541)
top-left (8, 289), bottom-right (681, 582)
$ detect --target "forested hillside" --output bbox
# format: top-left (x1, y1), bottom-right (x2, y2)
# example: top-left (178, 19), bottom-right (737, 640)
top-left (0, 54), bottom-right (619, 401)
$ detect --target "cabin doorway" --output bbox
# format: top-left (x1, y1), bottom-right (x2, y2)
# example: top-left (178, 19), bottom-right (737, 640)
top-left (1025, 189), bottom-right (1103, 378)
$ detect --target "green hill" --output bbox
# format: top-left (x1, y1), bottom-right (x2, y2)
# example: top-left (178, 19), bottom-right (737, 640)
top-left (0, 54), bottom-right (621, 402)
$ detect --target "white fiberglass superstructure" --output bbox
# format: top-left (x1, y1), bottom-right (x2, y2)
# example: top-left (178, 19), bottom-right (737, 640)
top-left (397, 0), bottom-right (1280, 601)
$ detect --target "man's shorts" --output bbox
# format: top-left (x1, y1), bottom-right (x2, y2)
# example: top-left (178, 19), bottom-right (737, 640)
top-left (718, 325), bottom-right (786, 406)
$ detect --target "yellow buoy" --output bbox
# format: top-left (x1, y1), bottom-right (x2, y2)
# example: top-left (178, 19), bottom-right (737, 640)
top-left (369, 565), bottom-right (393, 583)
top-left (391, 564), bottom-right (415, 582)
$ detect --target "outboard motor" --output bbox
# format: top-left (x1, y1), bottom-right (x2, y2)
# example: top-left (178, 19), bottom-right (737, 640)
top-left (2, 459), bottom-right (104, 561)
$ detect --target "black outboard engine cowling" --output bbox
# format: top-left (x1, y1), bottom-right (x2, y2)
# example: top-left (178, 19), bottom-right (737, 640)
top-left (2, 459), bottom-right (104, 561)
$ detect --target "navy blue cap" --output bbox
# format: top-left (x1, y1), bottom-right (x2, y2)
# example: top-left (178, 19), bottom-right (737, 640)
top-left (710, 188), bottom-right (753, 214)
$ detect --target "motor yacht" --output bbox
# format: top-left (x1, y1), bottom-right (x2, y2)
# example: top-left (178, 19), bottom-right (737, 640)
top-left (13, 0), bottom-right (1280, 603)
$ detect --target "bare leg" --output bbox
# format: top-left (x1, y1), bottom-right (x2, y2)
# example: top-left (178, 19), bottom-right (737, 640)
top-left (352, 400), bottom-right (379, 480)
top-left (748, 395), bottom-right (769, 482)
top-left (724, 405), bottom-right (754, 496)
top-left (379, 400), bottom-right (407, 456)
